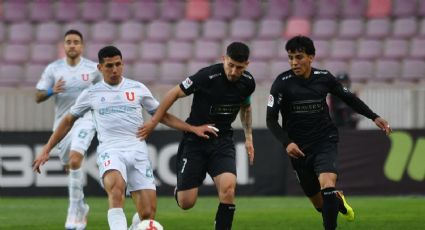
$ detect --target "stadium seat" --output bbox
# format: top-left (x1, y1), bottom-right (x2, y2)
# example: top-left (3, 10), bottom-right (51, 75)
top-left (31, 44), bottom-right (56, 64)
top-left (338, 18), bottom-right (364, 39)
top-left (159, 61), bottom-right (186, 84)
top-left (419, 0), bottom-right (425, 17)
top-left (330, 40), bottom-right (356, 60)
top-left (292, 0), bottom-right (315, 18)
top-left (211, 0), bottom-right (236, 20)
top-left (375, 59), bottom-right (401, 82)
top-left (3, 0), bottom-right (27, 22)
top-left (36, 22), bottom-right (61, 43)
top-left (229, 19), bottom-right (256, 40)
top-left (356, 39), bottom-right (382, 60)
top-left (2, 44), bottom-right (29, 64)
top-left (284, 18), bottom-right (311, 38)
top-left (174, 20), bottom-right (200, 41)
top-left (140, 41), bottom-right (166, 62)
top-left (55, 0), bottom-right (79, 22)
top-left (81, 0), bottom-right (104, 22)
top-left (91, 22), bottom-right (116, 43)
top-left (341, 0), bottom-right (367, 18)
top-left (383, 39), bottom-right (408, 59)
top-left (202, 20), bottom-right (227, 40)
top-left (133, 0), bottom-right (158, 21)
top-left (247, 61), bottom-right (270, 83)
top-left (130, 62), bottom-right (158, 85)
top-left (160, 0), bottom-right (184, 21)
top-left (113, 42), bottom-right (138, 64)
top-left (187, 61), bottom-right (211, 76)
top-left (238, 0), bottom-right (262, 19)
top-left (263, 0), bottom-right (290, 19)
top-left (194, 40), bottom-right (221, 62)
top-left (186, 0), bottom-right (210, 21)
top-left (146, 21), bottom-right (172, 42)
top-left (107, 1), bottom-right (132, 22)
top-left (392, 17), bottom-right (417, 39)
top-left (312, 19), bottom-right (337, 39)
top-left (419, 18), bottom-right (425, 38)
top-left (313, 40), bottom-right (331, 61)
top-left (167, 40), bottom-right (193, 61)
top-left (316, 0), bottom-right (340, 18)
top-left (0, 64), bottom-right (24, 87)
top-left (30, 0), bottom-right (54, 22)
top-left (365, 18), bottom-right (391, 39)
top-left (257, 19), bottom-right (283, 39)
top-left (24, 63), bottom-right (45, 86)
top-left (401, 59), bottom-right (425, 81)
top-left (321, 60), bottom-right (349, 75)
top-left (392, 0), bottom-right (417, 17)
top-left (85, 42), bottom-right (108, 61)
top-left (270, 60), bottom-right (289, 79)
top-left (8, 22), bottom-right (33, 44)
top-left (251, 40), bottom-right (278, 61)
top-left (409, 38), bottom-right (425, 59)
top-left (62, 22), bottom-right (89, 40)
top-left (366, 0), bottom-right (391, 18)
top-left (119, 21), bottom-right (144, 43)
top-left (349, 60), bottom-right (375, 82)
top-left (0, 23), bottom-right (5, 42)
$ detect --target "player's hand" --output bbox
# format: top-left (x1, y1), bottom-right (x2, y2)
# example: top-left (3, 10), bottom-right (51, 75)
top-left (54, 78), bottom-right (66, 93)
top-left (32, 146), bottom-right (50, 174)
top-left (138, 120), bottom-right (157, 140)
top-left (286, 142), bottom-right (305, 159)
top-left (374, 117), bottom-right (392, 135)
top-left (245, 139), bottom-right (254, 165)
top-left (191, 124), bottom-right (219, 139)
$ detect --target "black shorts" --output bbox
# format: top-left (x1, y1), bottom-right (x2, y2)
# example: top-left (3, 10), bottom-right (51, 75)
top-left (290, 140), bottom-right (338, 197)
top-left (176, 133), bottom-right (236, 191)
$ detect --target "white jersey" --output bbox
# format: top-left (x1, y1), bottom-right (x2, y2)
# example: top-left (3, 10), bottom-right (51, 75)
top-left (70, 78), bottom-right (159, 154)
top-left (36, 57), bottom-right (102, 129)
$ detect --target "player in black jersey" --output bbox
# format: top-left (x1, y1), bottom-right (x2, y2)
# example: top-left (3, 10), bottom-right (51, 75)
top-left (266, 36), bottom-right (392, 230)
top-left (140, 42), bottom-right (255, 230)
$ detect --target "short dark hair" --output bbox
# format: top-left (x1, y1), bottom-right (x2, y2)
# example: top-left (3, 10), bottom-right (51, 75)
top-left (98, 46), bottom-right (122, 63)
top-left (64, 29), bottom-right (83, 42)
top-left (285, 35), bottom-right (315, 56)
top-left (226, 42), bottom-right (250, 62)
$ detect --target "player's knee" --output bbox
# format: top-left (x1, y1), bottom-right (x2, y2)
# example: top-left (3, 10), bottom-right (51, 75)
top-left (178, 197), bottom-right (196, 210)
top-left (140, 206), bottom-right (156, 219)
top-left (108, 187), bottom-right (125, 206)
top-left (68, 151), bottom-right (84, 169)
top-left (219, 186), bottom-right (235, 202)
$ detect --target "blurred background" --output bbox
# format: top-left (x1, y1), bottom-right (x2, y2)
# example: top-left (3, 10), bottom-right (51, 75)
top-left (0, 0), bottom-right (424, 197)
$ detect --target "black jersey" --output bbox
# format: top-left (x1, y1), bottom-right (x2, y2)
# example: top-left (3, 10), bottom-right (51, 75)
top-left (267, 68), bottom-right (378, 148)
top-left (179, 63), bottom-right (255, 132)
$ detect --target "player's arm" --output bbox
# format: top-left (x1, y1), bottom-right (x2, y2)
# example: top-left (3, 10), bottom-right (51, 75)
top-left (32, 113), bottom-right (78, 173)
top-left (35, 78), bottom-right (66, 103)
top-left (240, 99), bottom-right (254, 165)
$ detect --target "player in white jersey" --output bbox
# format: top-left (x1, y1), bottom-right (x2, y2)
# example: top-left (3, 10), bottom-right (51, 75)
top-left (33, 46), bottom-right (218, 230)
top-left (35, 30), bottom-right (102, 230)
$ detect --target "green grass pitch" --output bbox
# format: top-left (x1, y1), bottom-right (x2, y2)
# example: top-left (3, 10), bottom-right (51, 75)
top-left (0, 196), bottom-right (424, 229)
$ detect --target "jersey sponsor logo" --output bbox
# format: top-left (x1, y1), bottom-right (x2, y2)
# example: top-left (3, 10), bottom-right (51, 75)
top-left (267, 95), bottom-right (274, 107)
top-left (98, 105), bottom-right (137, 115)
top-left (82, 74), bottom-right (89, 81)
top-left (281, 74), bottom-right (292, 81)
top-left (313, 70), bottom-right (328, 75)
top-left (242, 73), bottom-right (252, 79)
top-left (182, 77), bottom-right (193, 89)
top-left (208, 73), bottom-right (222, 79)
top-left (291, 99), bottom-right (325, 113)
top-left (210, 104), bottom-right (240, 116)
top-left (125, 91), bottom-right (135, 101)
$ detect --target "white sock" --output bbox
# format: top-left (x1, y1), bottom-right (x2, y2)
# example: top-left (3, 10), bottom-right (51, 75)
top-left (69, 169), bottom-right (84, 210)
top-left (131, 212), bottom-right (141, 227)
top-left (107, 208), bottom-right (127, 230)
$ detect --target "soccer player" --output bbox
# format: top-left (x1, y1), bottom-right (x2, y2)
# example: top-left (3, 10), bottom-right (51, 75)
top-left (33, 46), bottom-right (214, 230)
top-left (266, 35), bottom-right (392, 230)
top-left (140, 42), bottom-right (255, 230)
top-left (35, 29), bottom-right (101, 230)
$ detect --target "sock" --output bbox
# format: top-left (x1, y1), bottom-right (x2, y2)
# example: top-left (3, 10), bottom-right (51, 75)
top-left (69, 169), bottom-right (84, 210)
top-left (131, 212), bottom-right (141, 227)
top-left (215, 203), bottom-right (235, 230)
top-left (321, 188), bottom-right (339, 230)
top-left (315, 207), bottom-right (323, 213)
top-left (107, 208), bottom-right (127, 230)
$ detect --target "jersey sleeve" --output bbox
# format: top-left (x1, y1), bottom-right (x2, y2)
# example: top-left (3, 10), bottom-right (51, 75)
top-left (328, 75), bottom-right (379, 120)
top-left (70, 88), bottom-right (91, 118)
top-left (35, 64), bottom-right (55, 91)
top-left (139, 83), bottom-right (160, 115)
top-left (179, 70), bottom-right (209, 96)
top-left (91, 70), bottom-right (103, 84)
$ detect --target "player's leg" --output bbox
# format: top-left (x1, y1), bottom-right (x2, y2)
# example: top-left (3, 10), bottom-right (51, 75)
top-left (213, 172), bottom-right (236, 230)
top-left (103, 170), bottom-right (127, 230)
top-left (318, 172), bottom-right (338, 230)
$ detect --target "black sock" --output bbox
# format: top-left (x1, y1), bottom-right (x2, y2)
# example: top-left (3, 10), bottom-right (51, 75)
top-left (316, 207), bottom-right (323, 213)
top-left (215, 203), bottom-right (235, 230)
top-left (321, 188), bottom-right (338, 230)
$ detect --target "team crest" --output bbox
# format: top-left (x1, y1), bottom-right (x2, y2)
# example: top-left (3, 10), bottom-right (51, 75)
top-left (81, 74), bottom-right (89, 81)
top-left (125, 91), bottom-right (135, 101)
top-left (267, 95), bottom-right (274, 107)
top-left (182, 77), bottom-right (193, 89)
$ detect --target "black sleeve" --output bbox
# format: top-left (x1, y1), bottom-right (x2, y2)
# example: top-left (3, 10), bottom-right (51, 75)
top-left (179, 69), bottom-right (209, 96)
top-left (266, 80), bottom-right (292, 147)
top-left (329, 76), bottom-right (379, 121)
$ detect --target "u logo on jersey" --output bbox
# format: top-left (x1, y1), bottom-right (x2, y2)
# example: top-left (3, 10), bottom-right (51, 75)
top-left (125, 91), bottom-right (135, 101)
top-left (81, 74), bottom-right (89, 81)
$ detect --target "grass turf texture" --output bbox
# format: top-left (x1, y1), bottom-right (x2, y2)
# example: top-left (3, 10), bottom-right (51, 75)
top-left (0, 196), bottom-right (424, 229)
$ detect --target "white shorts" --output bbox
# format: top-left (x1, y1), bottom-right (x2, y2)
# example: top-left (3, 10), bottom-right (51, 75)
top-left (54, 114), bottom-right (96, 164)
top-left (97, 150), bottom-right (156, 193)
